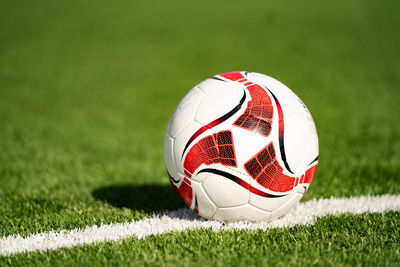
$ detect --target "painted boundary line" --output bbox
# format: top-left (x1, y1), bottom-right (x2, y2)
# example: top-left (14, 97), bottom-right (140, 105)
top-left (1, 194), bottom-right (400, 256)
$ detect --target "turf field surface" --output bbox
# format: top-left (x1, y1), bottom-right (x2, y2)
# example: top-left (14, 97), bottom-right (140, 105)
top-left (0, 0), bottom-right (399, 265)
top-left (2, 194), bottom-right (399, 256)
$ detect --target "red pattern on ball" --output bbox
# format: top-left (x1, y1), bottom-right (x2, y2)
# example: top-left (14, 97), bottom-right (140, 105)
top-left (184, 130), bottom-right (237, 176)
top-left (244, 142), bottom-right (317, 192)
top-left (219, 72), bottom-right (274, 137)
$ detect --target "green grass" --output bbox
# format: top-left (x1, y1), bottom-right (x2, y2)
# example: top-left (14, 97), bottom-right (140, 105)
top-left (0, 0), bottom-right (399, 265)
top-left (3, 213), bottom-right (400, 266)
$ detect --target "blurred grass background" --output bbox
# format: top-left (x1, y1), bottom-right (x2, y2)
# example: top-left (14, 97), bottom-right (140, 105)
top-left (0, 0), bottom-right (399, 237)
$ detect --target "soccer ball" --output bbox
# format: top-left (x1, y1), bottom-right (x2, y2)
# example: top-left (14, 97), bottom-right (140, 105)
top-left (164, 71), bottom-right (318, 222)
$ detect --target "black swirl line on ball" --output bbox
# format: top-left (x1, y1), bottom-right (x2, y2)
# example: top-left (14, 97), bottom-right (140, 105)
top-left (197, 168), bottom-right (287, 198)
top-left (181, 90), bottom-right (247, 159)
top-left (167, 170), bottom-right (180, 183)
top-left (308, 155), bottom-right (319, 166)
top-left (264, 87), bottom-right (295, 174)
top-left (210, 77), bottom-right (227, 82)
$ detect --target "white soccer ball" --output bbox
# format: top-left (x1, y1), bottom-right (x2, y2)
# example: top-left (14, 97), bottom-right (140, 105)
top-left (164, 71), bottom-right (318, 222)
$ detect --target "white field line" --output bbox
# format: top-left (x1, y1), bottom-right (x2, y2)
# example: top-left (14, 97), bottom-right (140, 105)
top-left (1, 194), bottom-right (400, 256)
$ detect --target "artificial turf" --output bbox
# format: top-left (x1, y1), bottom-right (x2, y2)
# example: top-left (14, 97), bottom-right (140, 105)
top-left (2, 213), bottom-right (400, 266)
top-left (0, 0), bottom-right (399, 265)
